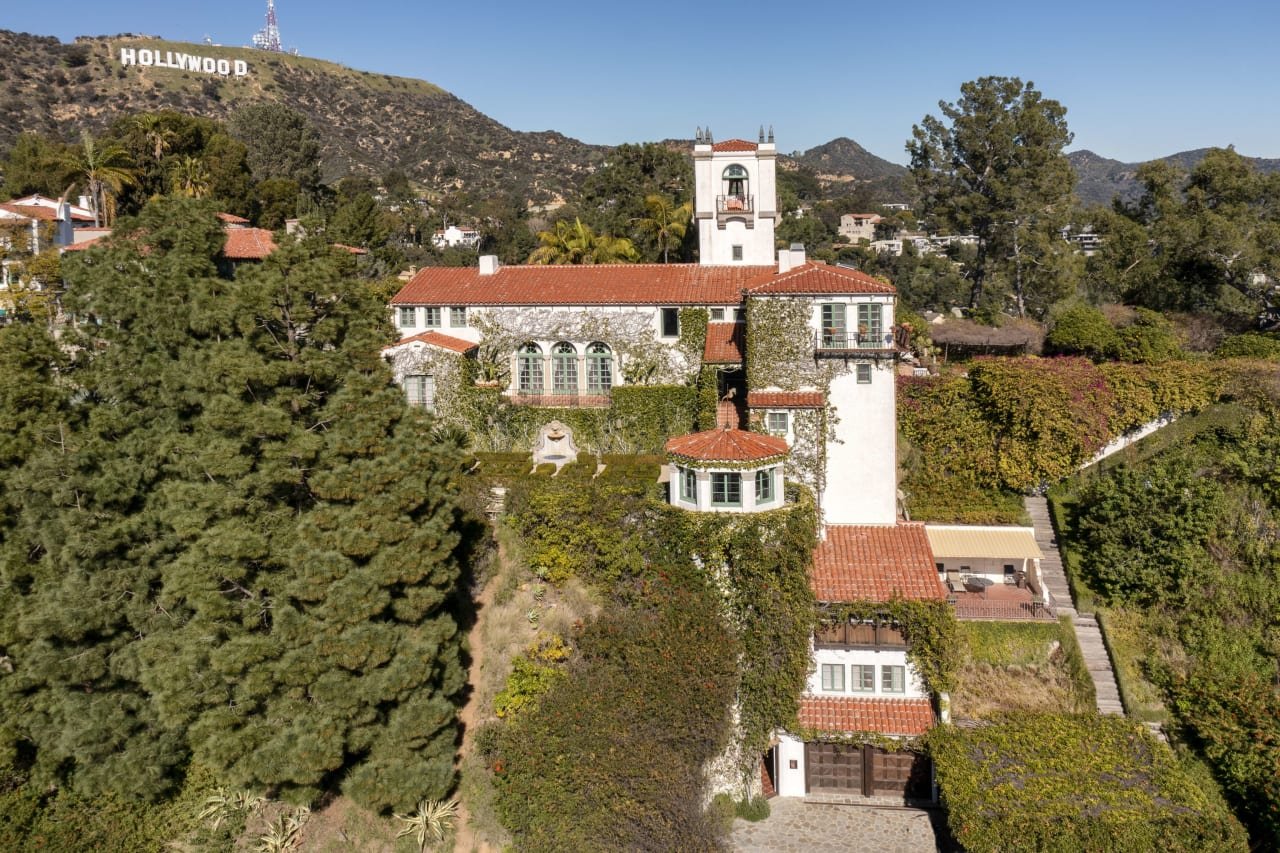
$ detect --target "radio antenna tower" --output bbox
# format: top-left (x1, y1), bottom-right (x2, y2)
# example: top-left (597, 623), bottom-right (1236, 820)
top-left (252, 0), bottom-right (284, 52)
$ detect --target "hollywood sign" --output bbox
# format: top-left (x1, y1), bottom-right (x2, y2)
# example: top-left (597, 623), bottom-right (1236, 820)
top-left (119, 48), bottom-right (249, 77)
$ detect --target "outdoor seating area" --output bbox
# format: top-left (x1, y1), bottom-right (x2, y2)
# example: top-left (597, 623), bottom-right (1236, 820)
top-left (946, 583), bottom-right (1055, 621)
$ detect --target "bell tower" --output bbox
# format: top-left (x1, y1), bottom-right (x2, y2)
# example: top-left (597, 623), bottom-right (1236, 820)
top-left (693, 127), bottom-right (778, 265)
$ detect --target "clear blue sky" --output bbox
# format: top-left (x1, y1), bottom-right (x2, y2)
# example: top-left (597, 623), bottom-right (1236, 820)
top-left (5, 1), bottom-right (1278, 165)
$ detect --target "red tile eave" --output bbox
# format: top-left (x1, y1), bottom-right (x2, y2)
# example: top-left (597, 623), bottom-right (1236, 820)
top-left (390, 263), bottom-right (773, 307)
top-left (384, 331), bottom-right (478, 354)
top-left (745, 262), bottom-right (896, 296)
top-left (703, 321), bottom-right (745, 363)
top-left (798, 696), bottom-right (935, 737)
top-left (222, 228), bottom-right (278, 260)
top-left (811, 523), bottom-right (944, 603)
top-left (711, 139), bottom-right (759, 152)
top-left (747, 391), bottom-right (826, 409)
top-left (665, 428), bottom-right (789, 464)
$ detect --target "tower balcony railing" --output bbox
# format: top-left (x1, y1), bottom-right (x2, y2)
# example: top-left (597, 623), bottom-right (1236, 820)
top-left (815, 330), bottom-right (898, 355)
top-left (716, 194), bottom-right (754, 214)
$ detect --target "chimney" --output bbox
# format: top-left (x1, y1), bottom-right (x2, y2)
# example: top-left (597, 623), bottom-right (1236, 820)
top-left (478, 255), bottom-right (500, 276)
top-left (777, 248), bottom-right (792, 275)
top-left (790, 243), bottom-right (806, 268)
top-left (78, 195), bottom-right (92, 211)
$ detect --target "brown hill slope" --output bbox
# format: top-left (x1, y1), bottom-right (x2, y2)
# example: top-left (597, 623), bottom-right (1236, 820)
top-left (0, 30), bottom-right (605, 203)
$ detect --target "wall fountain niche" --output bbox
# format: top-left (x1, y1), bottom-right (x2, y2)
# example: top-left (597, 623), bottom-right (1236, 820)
top-left (532, 420), bottom-right (579, 472)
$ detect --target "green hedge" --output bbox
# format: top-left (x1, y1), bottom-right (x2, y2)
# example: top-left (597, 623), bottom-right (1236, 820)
top-left (929, 714), bottom-right (1248, 853)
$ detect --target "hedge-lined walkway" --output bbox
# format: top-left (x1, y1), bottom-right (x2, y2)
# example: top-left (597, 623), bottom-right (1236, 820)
top-left (730, 798), bottom-right (940, 852)
top-left (1026, 497), bottom-right (1123, 715)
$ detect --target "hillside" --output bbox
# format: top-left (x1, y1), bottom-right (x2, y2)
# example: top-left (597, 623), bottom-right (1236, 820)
top-left (791, 136), bottom-right (907, 182)
top-left (1069, 147), bottom-right (1280, 207)
top-left (0, 30), bottom-right (606, 203)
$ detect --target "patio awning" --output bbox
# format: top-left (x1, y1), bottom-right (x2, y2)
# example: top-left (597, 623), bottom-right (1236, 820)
top-left (924, 525), bottom-right (1043, 561)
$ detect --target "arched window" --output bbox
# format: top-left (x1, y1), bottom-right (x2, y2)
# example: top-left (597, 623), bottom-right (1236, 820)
top-left (552, 342), bottom-right (578, 394)
top-left (517, 342), bottom-right (543, 393)
top-left (586, 342), bottom-right (613, 393)
top-left (722, 164), bottom-right (749, 201)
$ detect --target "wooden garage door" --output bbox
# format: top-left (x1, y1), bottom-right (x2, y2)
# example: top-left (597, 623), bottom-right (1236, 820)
top-left (804, 742), bottom-right (864, 793)
top-left (805, 743), bottom-right (932, 800)
top-left (870, 748), bottom-right (932, 799)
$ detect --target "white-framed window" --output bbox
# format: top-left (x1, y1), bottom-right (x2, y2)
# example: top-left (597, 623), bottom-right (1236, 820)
top-left (820, 663), bottom-right (845, 692)
top-left (449, 306), bottom-right (467, 328)
top-left (711, 472), bottom-right (741, 507)
top-left (857, 303), bottom-right (883, 347)
top-left (404, 374), bottom-right (435, 412)
top-left (851, 664), bottom-right (875, 693)
top-left (881, 665), bottom-right (906, 694)
top-left (552, 342), bottom-right (577, 394)
top-left (709, 307), bottom-right (726, 322)
top-left (517, 342), bottom-right (543, 393)
top-left (660, 307), bottom-right (679, 338)
top-left (680, 467), bottom-right (697, 502)
top-left (755, 468), bottom-right (774, 504)
top-left (821, 303), bottom-right (847, 348)
top-left (586, 342), bottom-right (613, 393)
top-left (765, 411), bottom-right (789, 435)
top-left (856, 363), bottom-right (872, 384)
top-left (398, 306), bottom-right (416, 328)
top-left (424, 306), bottom-right (442, 328)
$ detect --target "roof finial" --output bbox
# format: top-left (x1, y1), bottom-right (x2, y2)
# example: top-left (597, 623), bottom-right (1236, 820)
top-left (768, 125), bottom-right (774, 143)
top-left (759, 125), bottom-right (765, 143)
top-left (707, 127), bottom-right (713, 144)
top-left (696, 126), bottom-right (702, 144)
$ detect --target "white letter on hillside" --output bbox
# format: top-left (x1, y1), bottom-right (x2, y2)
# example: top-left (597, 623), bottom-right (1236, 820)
top-left (233, 60), bottom-right (248, 76)
top-left (216, 59), bottom-right (230, 75)
top-left (138, 49), bottom-right (154, 65)
top-left (119, 48), bottom-right (136, 67)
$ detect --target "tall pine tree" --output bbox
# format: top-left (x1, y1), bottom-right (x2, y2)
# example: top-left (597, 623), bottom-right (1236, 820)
top-left (1, 197), bottom-right (470, 811)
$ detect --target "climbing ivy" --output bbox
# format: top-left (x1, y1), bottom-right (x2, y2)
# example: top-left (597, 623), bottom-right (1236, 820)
top-left (677, 307), bottom-right (709, 368)
top-left (928, 713), bottom-right (1248, 853)
top-left (820, 599), bottom-right (959, 694)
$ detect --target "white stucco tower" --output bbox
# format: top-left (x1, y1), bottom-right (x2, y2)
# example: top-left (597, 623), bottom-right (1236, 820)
top-left (693, 128), bottom-right (778, 265)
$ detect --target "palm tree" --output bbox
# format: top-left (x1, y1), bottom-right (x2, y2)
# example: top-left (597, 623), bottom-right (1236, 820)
top-left (69, 131), bottom-right (138, 227)
top-left (134, 113), bottom-right (176, 164)
top-left (171, 156), bottom-right (211, 198)
top-left (527, 218), bottom-right (638, 264)
top-left (634, 193), bottom-right (693, 263)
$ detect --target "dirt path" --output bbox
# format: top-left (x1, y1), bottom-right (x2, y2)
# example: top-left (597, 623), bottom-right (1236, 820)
top-left (451, 556), bottom-right (502, 853)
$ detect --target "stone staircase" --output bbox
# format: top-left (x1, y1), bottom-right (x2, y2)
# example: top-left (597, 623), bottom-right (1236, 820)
top-left (1025, 497), bottom-right (1125, 716)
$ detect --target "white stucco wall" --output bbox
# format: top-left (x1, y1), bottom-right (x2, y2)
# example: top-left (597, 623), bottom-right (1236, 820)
top-left (693, 143), bottom-right (777, 266)
top-left (821, 358), bottom-right (898, 524)
top-left (808, 646), bottom-right (927, 699)
top-left (774, 733), bottom-right (808, 797)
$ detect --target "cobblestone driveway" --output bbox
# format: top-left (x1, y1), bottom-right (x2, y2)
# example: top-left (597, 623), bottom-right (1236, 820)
top-left (730, 797), bottom-right (940, 853)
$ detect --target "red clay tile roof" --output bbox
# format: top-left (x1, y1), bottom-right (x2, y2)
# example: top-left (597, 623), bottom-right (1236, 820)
top-left (745, 262), bottom-right (895, 296)
top-left (811, 524), bottom-right (943, 603)
top-left (217, 212), bottom-right (251, 225)
top-left (712, 139), bottom-right (758, 152)
top-left (385, 331), bottom-right (478, 354)
top-left (798, 696), bottom-right (935, 736)
top-left (748, 391), bottom-right (825, 408)
top-left (703, 321), bottom-right (745, 363)
top-left (391, 263), bottom-right (770, 307)
top-left (665, 427), bottom-right (788, 464)
top-left (222, 228), bottom-right (278, 260)
top-left (332, 243), bottom-right (369, 255)
top-left (61, 236), bottom-right (106, 252)
top-left (0, 203), bottom-right (55, 221)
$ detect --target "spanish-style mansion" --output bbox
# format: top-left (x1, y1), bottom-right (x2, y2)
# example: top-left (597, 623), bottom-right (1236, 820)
top-left (385, 131), bottom-right (1049, 803)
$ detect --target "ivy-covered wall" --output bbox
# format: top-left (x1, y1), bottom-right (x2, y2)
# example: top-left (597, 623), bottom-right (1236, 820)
top-left (469, 307), bottom-right (698, 386)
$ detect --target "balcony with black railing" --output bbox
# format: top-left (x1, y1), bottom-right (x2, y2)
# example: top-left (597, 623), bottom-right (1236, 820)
top-left (815, 329), bottom-right (897, 356)
top-left (716, 194), bottom-right (754, 215)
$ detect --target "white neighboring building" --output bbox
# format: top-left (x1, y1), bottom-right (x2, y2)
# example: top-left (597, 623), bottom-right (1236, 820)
top-left (431, 225), bottom-right (482, 249)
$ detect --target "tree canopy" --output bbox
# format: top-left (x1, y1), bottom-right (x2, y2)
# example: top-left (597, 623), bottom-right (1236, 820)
top-left (0, 198), bottom-right (471, 812)
top-left (908, 77), bottom-right (1078, 317)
